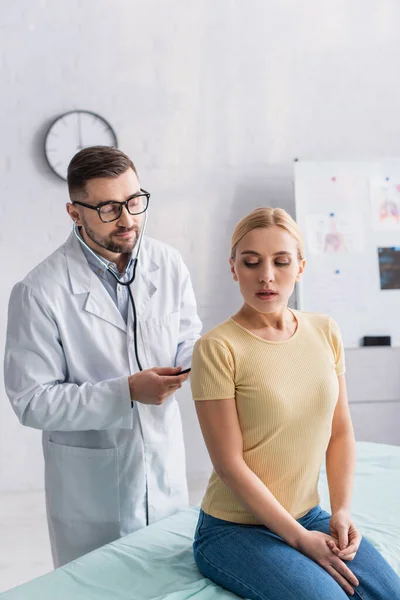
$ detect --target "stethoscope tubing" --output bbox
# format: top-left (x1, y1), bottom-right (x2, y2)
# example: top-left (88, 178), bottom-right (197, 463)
top-left (72, 213), bottom-right (148, 372)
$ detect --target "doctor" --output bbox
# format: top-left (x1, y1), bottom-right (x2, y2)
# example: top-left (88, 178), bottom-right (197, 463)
top-left (4, 145), bottom-right (202, 567)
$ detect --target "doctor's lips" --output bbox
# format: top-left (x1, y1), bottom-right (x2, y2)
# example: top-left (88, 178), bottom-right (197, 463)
top-left (113, 227), bottom-right (138, 238)
top-left (256, 288), bottom-right (278, 300)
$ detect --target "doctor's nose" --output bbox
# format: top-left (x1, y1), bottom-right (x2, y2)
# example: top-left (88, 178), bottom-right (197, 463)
top-left (116, 205), bottom-right (135, 228)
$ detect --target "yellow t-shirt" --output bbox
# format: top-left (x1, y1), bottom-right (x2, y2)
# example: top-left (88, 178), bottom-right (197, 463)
top-left (191, 310), bottom-right (345, 523)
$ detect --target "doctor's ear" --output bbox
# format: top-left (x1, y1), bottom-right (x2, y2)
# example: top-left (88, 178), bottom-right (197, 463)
top-left (66, 202), bottom-right (81, 225)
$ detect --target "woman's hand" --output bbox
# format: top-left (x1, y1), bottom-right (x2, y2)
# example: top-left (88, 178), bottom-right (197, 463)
top-left (297, 530), bottom-right (359, 596)
top-left (328, 510), bottom-right (362, 561)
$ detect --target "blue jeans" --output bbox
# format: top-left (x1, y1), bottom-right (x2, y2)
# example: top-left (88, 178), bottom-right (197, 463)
top-left (193, 506), bottom-right (400, 600)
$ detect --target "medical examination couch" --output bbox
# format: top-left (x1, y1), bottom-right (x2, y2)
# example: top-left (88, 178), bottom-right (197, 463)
top-left (1, 442), bottom-right (399, 599)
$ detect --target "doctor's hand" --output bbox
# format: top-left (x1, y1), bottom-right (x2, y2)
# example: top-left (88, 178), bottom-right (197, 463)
top-left (128, 367), bottom-right (190, 406)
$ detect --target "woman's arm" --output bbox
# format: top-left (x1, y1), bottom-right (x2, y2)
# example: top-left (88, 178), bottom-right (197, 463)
top-left (195, 397), bottom-right (309, 548)
top-left (326, 375), bottom-right (356, 515)
top-left (325, 375), bottom-right (362, 560)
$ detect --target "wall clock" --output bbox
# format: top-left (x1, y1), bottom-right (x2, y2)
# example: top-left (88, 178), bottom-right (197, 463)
top-left (44, 110), bottom-right (118, 181)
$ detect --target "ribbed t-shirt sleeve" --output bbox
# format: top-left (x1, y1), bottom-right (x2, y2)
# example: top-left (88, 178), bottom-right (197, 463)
top-left (329, 317), bottom-right (346, 376)
top-left (190, 337), bottom-right (235, 401)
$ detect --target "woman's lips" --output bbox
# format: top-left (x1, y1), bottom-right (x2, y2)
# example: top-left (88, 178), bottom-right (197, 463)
top-left (256, 291), bottom-right (278, 300)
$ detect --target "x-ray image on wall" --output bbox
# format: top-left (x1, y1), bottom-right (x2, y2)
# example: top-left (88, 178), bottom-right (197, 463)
top-left (378, 247), bottom-right (400, 290)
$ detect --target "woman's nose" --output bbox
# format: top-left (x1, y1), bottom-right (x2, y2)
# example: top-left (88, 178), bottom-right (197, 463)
top-left (259, 266), bottom-right (274, 283)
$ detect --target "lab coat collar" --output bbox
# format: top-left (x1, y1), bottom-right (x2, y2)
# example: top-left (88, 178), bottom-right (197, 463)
top-left (64, 232), bottom-right (159, 330)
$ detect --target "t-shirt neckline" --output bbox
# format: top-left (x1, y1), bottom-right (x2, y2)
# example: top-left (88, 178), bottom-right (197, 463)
top-left (229, 308), bottom-right (300, 345)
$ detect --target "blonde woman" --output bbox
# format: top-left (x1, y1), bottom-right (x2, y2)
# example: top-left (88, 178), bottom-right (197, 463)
top-left (191, 208), bottom-right (400, 600)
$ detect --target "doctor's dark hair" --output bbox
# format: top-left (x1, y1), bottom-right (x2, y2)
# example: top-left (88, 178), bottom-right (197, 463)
top-left (230, 207), bottom-right (305, 261)
top-left (67, 146), bottom-right (138, 200)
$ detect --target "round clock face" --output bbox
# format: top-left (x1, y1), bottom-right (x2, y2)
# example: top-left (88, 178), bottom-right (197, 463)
top-left (44, 110), bottom-right (118, 181)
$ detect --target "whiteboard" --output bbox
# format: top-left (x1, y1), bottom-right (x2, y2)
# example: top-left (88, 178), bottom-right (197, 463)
top-left (294, 160), bottom-right (400, 348)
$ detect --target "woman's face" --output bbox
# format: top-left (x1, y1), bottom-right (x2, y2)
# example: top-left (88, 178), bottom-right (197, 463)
top-left (230, 226), bottom-right (305, 314)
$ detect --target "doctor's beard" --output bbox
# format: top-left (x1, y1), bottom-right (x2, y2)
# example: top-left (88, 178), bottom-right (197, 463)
top-left (80, 215), bottom-right (140, 255)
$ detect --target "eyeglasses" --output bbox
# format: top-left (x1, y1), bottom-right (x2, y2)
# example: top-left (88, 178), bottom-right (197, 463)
top-left (72, 189), bottom-right (150, 223)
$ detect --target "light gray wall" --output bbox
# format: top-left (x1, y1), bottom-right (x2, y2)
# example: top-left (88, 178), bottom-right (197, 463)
top-left (1, 0), bottom-right (400, 492)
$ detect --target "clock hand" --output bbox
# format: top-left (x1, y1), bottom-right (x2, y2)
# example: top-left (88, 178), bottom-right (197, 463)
top-left (77, 112), bottom-right (83, 150)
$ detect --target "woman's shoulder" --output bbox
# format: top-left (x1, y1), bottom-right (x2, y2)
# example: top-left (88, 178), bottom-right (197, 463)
top-left (194, 318), bottom-right (244, 355)
top-left (295, 309), bottom-right (340, 335)
top-left (197, 318), bottom-right (237, 344)
top-left (192, 320), bottom-right (239, 371)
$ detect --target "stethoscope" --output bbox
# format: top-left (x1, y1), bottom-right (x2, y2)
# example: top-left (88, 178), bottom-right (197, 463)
top-left (73, 212), bottom-right (148, 372)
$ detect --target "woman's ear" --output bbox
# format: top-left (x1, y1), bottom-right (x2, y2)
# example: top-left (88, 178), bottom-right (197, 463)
top-left (295, 259), bottom-right (306, 282)
top-left (229, 258), bottom-right (238, 282)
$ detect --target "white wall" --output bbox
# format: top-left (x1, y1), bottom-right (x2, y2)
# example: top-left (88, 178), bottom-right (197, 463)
top-left (1, 0), bottom-right (400, 492)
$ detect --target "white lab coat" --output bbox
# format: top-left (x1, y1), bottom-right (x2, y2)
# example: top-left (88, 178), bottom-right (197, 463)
top-left (4, 232), bottom-right (202, 567)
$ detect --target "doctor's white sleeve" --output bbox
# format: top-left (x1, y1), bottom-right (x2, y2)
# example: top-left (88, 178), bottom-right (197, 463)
top-left (174, 256), bottom-right (202, 369)
top-left (4, 283), bottom-right (133, 431)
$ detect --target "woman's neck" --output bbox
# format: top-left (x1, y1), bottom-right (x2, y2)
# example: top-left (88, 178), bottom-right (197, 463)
top-left (232, 305), bottom-right (297, 341)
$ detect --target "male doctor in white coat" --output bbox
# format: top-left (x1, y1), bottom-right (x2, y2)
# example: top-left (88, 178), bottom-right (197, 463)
top-left (4, 146), bottom-right (202, 567)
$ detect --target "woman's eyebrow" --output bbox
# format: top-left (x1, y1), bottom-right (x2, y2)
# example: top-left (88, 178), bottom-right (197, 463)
top-left (240, 250), bottom-right (292, 257)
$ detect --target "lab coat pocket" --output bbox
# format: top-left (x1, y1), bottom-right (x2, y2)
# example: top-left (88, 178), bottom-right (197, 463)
top-left (45, 441), bottom-right (121, 523)
top-left (139, 310), bottom-right (180, 366)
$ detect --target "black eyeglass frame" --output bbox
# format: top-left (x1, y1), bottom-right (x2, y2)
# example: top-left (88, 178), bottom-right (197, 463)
top-left (72, 188), bottom-right (150, 223)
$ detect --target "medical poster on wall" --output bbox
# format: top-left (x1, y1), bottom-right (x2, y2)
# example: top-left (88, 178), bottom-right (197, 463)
top-left (370, 180), bottom-right (400, 230)
top-left (295, 160), bottom-right (400, 347)
top-left (378, 247), bottom-right (400, 289)
top-left (305, 212), bottom-right (364, 255)
top-left (306, 265), bottom-right (368, 314)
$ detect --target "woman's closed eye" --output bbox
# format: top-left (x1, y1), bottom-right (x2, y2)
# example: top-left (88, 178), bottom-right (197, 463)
top-left (244, 261), bottom-right (259, 268)
top-left (243, 261), bottom-right (291, 268)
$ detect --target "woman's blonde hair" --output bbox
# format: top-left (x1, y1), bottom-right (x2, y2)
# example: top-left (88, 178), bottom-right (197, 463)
top-left (230, 207), bottom-right (305, 261)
